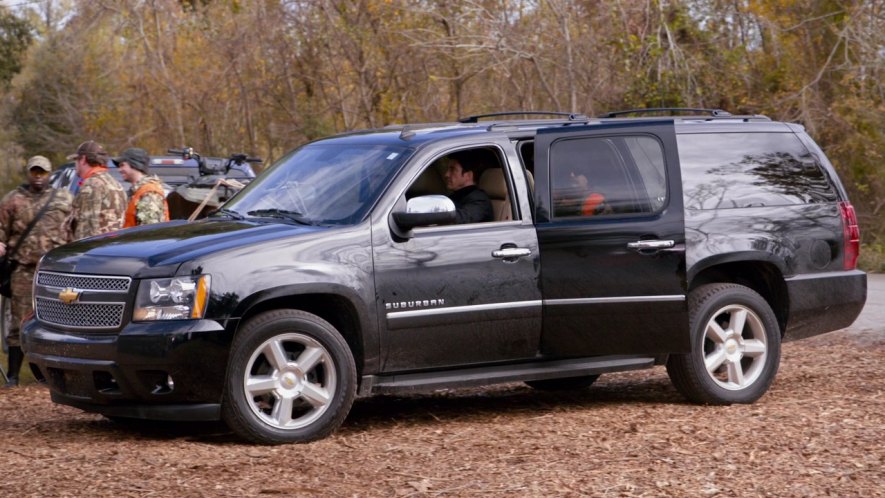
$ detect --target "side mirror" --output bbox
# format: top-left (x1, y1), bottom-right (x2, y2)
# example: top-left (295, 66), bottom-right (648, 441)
top-left (393, 195), bottom-right (457, 230)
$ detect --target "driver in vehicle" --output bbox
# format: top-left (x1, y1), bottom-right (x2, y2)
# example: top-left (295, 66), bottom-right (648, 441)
top-left (443, 150), bottom-right (493, 224)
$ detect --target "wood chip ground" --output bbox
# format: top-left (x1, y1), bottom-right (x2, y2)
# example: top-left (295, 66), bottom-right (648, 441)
top-left (1, 330), bottom-right (882, 497)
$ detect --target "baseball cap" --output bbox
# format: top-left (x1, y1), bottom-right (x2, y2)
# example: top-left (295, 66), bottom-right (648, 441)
top-left (66, 140), bottom-right (110, 164)
top-left (114, 147), bottom-right (150, 174)
top-left (26, 155), bottom-right (52, 172)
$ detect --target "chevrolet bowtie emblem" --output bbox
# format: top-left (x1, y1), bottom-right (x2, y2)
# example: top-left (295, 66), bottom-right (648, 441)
top-left (59, 288), bottom-right (81, 305)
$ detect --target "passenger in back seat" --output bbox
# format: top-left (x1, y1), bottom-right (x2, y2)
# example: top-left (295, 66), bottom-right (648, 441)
top-left (573, 172), bottom-right (611, 216)
top-left (554, 170), bottom-right (612, 217)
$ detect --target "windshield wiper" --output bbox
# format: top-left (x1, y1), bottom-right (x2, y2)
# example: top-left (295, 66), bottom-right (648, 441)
top-left (211, 208), bottom-right (244, 220)
top-left (246, 209), bottom-right (312, 225)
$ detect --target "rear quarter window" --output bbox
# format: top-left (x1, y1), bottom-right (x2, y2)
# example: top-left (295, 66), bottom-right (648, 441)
top-left (678, 132), bottom-right (839, 210)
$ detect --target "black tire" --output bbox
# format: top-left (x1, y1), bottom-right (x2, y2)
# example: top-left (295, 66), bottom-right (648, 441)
top-left (222, 310), bottom-right (357, 444)
top-left (667, 283), bottom-right (781, 405)
top-left (525, 375), bottom-right (599, 391)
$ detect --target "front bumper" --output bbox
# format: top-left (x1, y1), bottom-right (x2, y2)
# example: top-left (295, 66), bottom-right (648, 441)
top-left (21, 317), bottom-right (236, 421)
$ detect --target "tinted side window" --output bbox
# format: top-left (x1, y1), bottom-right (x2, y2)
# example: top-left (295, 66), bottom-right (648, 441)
top-left (405, 146), bottom-right (515, 224)
top-left (550, 135), bottom-right (667, 218)
top-left (679, 132), bottom-right (839, 210)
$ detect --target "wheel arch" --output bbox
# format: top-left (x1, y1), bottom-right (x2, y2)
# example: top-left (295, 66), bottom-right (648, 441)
top-left (687, 254), bottom-right (788, 336)
top-left (234, 287), bottom-right (372, 378)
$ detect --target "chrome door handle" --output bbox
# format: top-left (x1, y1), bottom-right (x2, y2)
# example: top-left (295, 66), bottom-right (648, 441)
top-left (492, 247), bottom-right (532, 260)
top-left (627, 240), bottom-right (675, 250)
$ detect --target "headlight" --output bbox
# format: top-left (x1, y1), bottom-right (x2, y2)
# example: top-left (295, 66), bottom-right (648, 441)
top-left (133, 275), bottom-right (211, 321)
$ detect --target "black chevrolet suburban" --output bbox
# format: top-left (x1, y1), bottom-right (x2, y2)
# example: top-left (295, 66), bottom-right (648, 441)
top-left (22, 110), bottom-right (867, 444)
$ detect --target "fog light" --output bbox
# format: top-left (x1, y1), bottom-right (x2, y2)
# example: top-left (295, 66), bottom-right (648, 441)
top-left (150, 373), bottom-right (175, 395)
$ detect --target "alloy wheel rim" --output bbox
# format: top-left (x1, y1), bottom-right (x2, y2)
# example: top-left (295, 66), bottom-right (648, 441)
top-left (702, 304), bottom-right (768, 390)
top-left (243, 333), bottom-right (336, 430)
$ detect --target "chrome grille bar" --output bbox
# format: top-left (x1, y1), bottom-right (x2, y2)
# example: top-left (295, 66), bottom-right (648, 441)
top-left (35, 271), bottom-right (131, 330)
top-left (35, 297), bottom-right (125, 329)
top-left (37, 271), bottom-right (131, 292)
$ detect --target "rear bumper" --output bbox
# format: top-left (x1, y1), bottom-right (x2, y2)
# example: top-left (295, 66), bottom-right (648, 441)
top-left (784, 270), bottom-right (867, 341)
top-left (21, 317), bottom-right (236, 421)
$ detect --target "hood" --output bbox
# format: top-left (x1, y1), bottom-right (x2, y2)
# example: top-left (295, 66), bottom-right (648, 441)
top-left (41, 219), bottom-right (327, 278)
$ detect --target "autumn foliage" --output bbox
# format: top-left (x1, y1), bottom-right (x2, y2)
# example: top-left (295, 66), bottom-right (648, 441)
top-left (0, 0), bottom-right (882, 245)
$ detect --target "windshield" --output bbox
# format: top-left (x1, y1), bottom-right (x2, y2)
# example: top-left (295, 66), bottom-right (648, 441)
top-left (224, 142), bottom-right (412, 225)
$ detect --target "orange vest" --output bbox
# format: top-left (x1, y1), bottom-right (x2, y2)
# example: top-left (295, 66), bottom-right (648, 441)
top-left (124, 181), bottom-right (170, 228)
top-left (582, 193), bottom-right (606, 216)
top-left (77, 166), bottom-right (108, 186)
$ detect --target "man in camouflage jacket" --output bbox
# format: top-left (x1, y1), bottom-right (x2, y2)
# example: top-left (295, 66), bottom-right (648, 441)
top-left (0, 156), bottom-right (73, 387)
top-left (68, 141), bottom-right (126, 240)
top-left (115, 147), bottom-right (170, 227)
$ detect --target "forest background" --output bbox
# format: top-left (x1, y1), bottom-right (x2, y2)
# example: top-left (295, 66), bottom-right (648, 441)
top-left (0, 0), bottom-right (883, 269)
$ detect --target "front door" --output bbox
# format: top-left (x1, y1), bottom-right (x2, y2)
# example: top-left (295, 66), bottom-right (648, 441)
top-left (533, 121), bottom-right (690, 356)
top-left (373, 145), bottom-right (541, 371)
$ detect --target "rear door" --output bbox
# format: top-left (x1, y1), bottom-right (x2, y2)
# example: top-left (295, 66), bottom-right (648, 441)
top-left (533, 121), bottom-right (690, 356)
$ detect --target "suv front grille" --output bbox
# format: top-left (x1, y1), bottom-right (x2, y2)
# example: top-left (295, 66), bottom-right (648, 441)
top-left (35, 298), bottom-right (125, 329)
top-left (34, 271), bottom-right (131, 330)
top-left (37, 271), bottom-right (131, 292)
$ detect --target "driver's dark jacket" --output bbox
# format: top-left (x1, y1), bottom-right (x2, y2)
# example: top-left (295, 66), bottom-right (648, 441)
top-left (449, 185), bottom-right (493, 224)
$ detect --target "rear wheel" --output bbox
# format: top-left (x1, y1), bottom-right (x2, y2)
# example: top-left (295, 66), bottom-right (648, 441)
top-left (222, 310), bottom-right (356, 444)
top-left (667, 283), bottom-right (781, 404)
top-left (525, 375), bottom-right (599, 391)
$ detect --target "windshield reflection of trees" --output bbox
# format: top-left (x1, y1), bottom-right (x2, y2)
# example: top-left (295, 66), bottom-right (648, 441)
top-left (231, 145), bottom-right (407, 225)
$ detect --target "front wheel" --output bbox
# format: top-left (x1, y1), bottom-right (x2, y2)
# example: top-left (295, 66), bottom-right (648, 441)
top-left (667, 283), bottom-right (781, 405)
top-left (222, 310), bottom-right (357, 444)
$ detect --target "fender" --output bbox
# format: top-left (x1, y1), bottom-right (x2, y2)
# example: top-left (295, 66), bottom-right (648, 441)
top-left (230, 282), bottom-right (380, 374)
top-left (687, 250), bottom-right (787, 288)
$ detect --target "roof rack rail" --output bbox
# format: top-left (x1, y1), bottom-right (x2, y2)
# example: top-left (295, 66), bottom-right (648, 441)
top-left (487, 118), bottom-right (594, 132)
top-left (459, 111), bottom-right (588, 123)
top-left (395, 122), bottom-right (465, 140)
top-left (600, 108), bottom-right (733, 118)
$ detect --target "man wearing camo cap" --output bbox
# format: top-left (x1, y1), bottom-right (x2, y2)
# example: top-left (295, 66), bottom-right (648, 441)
top-left (67, 140), bottom-right (126, 239)
top-left (0, 155), bottom-right (73, 387)
top-left (115, 147), bottom-right (169, 227)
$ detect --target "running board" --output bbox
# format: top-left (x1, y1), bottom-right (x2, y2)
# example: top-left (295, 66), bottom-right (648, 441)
top-left (360, 355), bottom-right (655, 396)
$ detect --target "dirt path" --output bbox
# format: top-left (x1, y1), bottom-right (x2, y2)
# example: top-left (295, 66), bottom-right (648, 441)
top-left (1, 326), bottom-right (882, 497)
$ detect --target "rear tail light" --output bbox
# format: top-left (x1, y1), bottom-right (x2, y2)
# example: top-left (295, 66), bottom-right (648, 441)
top-left (839, 201), bottom-right (860, 270)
